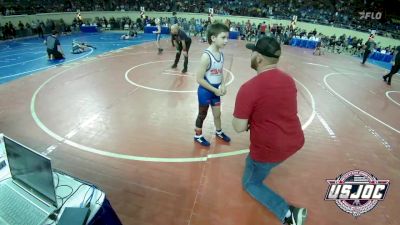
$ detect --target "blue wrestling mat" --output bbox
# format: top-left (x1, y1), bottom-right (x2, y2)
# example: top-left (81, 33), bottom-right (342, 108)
top-left (0, 32), bottom-right (167, 84)
top-left (354, 55), bottom-right (393, 71)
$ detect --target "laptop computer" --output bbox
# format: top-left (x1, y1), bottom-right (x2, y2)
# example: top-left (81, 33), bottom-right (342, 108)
top-left (0, 134), bottom-right (59, 225)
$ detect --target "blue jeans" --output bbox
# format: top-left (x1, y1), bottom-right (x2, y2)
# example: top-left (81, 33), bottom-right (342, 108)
top-left (242, 155), bottom-right (289, 222)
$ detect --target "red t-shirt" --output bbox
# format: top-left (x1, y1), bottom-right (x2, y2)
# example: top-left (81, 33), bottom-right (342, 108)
top-left (233, 68), bottom-right (304, 162)
top-left (260, 24), bottom-right (267, 33)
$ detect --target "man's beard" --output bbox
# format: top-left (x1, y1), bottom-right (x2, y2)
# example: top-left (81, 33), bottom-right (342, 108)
top-left (251, 57), bottom-right (257, 70)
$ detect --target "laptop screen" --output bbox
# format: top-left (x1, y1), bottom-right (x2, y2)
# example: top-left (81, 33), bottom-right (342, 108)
top-left (3, 136), bottom-right (58, 207)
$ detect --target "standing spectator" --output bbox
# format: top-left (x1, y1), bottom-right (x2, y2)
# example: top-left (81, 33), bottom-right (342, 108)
top-left (260, 21), bottom-right (267, 37)
top-left (76, 12), bottom-right (83, 26)
top-left (170, 12), bottom-right (178, 47)
top-left (8, 22), bottom-right (16, 38)
top-left (37, 21), bottom-right (44, 39)
top-left (18, 21), bottom-right (24, 31)
top-left (383, 46), bottom-right (400, 85)
top-left (289, 19), bottom-right (296, 32)
top-left (4, 23), bottom-right (10, 39)
top-left (171, 12), bottom-right (178, 25)
top-left (270, 23), bottom-right (277, 37)
top-left (276, 23), bottom-right (283, 43)
top-left (361, 34), bottom-right (376, 64)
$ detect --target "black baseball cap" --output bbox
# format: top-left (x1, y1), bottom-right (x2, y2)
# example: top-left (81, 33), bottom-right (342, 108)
top-left (246, 37), bottom-right (281, 58)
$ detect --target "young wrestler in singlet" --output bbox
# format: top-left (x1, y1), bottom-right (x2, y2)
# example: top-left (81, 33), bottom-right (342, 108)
top-left (194, 23), bottom-right (231, 146)
top-left (153, 18), bottom-right (163, 54)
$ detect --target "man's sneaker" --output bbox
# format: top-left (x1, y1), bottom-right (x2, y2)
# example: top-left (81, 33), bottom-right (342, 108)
top-left (216, 132), bottom-right (231, 142)
top-left (181, 68), bottom-right (187, 73)
top-left (194, 136), bottom-right (210, 146)
top-left (383, 76), bottom-right (387, 82)
top-left (284, 206), bottom-right (307, 225)
top-left (171, 64), bottom-right (177, 69)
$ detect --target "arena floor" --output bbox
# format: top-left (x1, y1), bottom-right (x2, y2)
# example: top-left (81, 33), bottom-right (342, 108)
top-left (0, 32), bottom-right (399, 225)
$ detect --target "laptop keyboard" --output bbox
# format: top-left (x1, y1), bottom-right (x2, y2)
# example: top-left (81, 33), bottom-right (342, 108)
top-left (0, 184), bottom-right (48, 225)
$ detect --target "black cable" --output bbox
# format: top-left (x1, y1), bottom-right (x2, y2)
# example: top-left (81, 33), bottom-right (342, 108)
top-left (55, 172), bottom-right (60, 188)
top-left (52, 183), bottom-right (89, 217)
top-left (46, 184), bottom-right (88, 223)
top-left (88, 187), bottom-right (96, 206)
top-left (95, 191), bottom-right (104, 206)
top-left (45, 220), bottom-right (56, 225)
top-left (81, 185), bottom-right (92, 204)
top-left (47, 178), bottom-right (91, 224)
top-left (56, 184), bottom-right (74, 199)
top-left (53, 170), bottom-right (101, 208)
top-left (54, 169), bottom-right (94, 187)
top-left (81, 185), bottom-right (95, 207)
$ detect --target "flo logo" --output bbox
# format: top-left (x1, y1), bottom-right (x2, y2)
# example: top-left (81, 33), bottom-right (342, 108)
top-left (359, 11), bottom-right (382, 20)
top-left (325, 170), bottom-right (390, 217)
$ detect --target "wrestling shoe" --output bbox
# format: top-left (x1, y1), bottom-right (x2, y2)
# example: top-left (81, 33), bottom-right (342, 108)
top-left (194, 136), bottom-right (210, 147)
top-left (283, 205), bottom-right (308, 225)
top-left (216, 131), bottom-right (231, 142)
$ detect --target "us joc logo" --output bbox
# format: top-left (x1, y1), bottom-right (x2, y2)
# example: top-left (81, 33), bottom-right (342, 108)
top-left (325, 170), bottom-right (390, 217)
